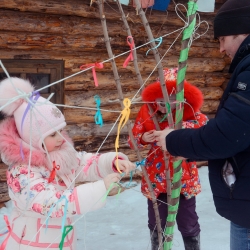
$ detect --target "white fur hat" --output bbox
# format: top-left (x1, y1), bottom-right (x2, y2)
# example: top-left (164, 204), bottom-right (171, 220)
top-left (0, 77), bottom-right (66, 151)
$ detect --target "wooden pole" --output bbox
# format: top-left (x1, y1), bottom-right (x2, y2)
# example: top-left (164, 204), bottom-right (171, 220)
top-left (97, 1), bottom-right (163, 247)
top-left (164, 1), bottom-right (198, 249)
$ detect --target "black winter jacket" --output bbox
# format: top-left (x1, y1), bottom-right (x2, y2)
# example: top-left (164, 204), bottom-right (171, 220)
top-left (166, 35), bottom-right (250, 228)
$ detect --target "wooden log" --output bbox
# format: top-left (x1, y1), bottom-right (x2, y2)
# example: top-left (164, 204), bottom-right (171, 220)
top-left (0, 0), bottom-right (214, 26)
top-left (0, 29), bottom-right (220, 59)
top-left (0, 164), bottom-right (7, 182)
top-left (0, 182), bottom-right (10, 203)
top-left (64, 104), bottom-right (141, 124)
top-left (64, 71), bottom-right (226, 91)
top-left (64, 98), bottom-right (218, 125)
top-left (0, 9), bottom-right (216, 44)
top-left (200, 100), bottom-right (220, 113)
top-left (64, 85), bottom-right (222, 109)
top-left (199, 87), bottom-right (223, 100)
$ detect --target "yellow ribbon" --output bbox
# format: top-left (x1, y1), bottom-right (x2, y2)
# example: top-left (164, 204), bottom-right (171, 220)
top-left (115, 98), bottom-right (131, 173)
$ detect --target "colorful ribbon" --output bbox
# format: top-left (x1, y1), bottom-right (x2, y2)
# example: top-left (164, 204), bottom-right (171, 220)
top-left (126, 159), bottom-right (146, 188)
top-left (48, 161), bottom-right (60, 183)
top-left (159, 102), bottom-right (171, 123)
top-left (83, 155), bottom-right (97, 174)
top-left (135, 158), bottom-right (146, 168)
top-left (94, 95), bottom-right (103, 127)
top-left (0, 215), bottom-right (11, 250)
top-left (46, 195), bottom-right (69, 233)
top-left (59, 225), bottom-right (73, 250)
top-left (20, 91), bottom-right (40, 159)
top-left (102, 182), bottom-right (122, 201)
top-left (123, 36), bottom-right (135, 68)
top-left (146, 37), bottom-right (163, 56)
top-left (115, 98), bottom-right (131, 173)
top-left (80, 62), bottom-right (104, 87)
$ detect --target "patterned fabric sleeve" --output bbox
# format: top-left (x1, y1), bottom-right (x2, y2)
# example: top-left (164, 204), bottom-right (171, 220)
top-left (75, 152), bottom-right (128, 183)
top-left (7, 164), bottom-right (107, 218)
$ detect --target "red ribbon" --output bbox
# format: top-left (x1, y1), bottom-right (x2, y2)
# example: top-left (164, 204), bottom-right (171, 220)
top-left (0, 215), bottom-right (11, 250)
top-left (80, 62), bottom-right (104, 87)
top-left (48, 161), bottom-right (60, 183)
top-left (123, 36), bottom-right (135, 68)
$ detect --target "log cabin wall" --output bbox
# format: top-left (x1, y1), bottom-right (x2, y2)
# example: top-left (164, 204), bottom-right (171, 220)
top-left (0, 0), bottom-right (228, 205)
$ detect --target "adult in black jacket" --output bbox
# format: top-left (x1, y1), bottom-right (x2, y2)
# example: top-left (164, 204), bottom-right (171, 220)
top-left (153, 0), bottom-right (250, 249)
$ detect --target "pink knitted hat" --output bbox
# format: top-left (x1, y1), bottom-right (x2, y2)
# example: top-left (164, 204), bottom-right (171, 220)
top-left (0, 77), bottom-right (66, 151)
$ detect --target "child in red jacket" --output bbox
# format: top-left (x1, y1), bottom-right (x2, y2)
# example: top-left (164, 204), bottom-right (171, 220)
top-left (128, 68), bottom-right (208, 250)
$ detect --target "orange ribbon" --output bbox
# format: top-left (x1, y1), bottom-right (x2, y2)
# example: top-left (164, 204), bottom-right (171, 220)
top-left (123, 36), bottom-right (135, 68)
top-left (80, 62), bottom-right (104, 87)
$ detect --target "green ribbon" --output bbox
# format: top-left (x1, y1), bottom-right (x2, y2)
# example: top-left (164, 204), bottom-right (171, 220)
top-left (101, 182), bottom-right (122, 201)
top-left (160, 103), bottom-right (171, 123)
top-left (59, 225), bottom-right (73, 250)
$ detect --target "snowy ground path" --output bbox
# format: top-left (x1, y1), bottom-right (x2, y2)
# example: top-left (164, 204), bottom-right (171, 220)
top-left (76, 167), bottom-right (230, 250)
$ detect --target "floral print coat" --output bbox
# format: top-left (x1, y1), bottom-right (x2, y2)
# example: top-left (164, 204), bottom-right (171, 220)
top-left (0, 118), bottom-right (127, 250)
top-left (128, 104), bottom-right (208, 200)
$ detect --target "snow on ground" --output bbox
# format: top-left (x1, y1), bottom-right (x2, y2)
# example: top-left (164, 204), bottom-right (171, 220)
top-left (76, 166), bottom-right (230, 250)
top-left (0, 167), bottom-right (230, 249)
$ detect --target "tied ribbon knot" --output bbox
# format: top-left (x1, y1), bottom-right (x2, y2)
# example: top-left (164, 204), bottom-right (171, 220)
top-left (83, 155), bottom-right (97, 174)
top-left (94, 95), bottom-right (103, 127)
top-left (80, 62), bottom-right (104, 87)
top-left (0, 215), bottom-right (11, 250)
top-left (46, 195), bottom-right (69, 234)
top-left (123, 36), bottom-right (135, 68)
top-left (59, 225), bottom-right (73, 250)
top-left (115, 98), bottom-right (131, 173)
top-left (126, 159), bottom-right (146, 188)
top-left (20, 90), bottom-right (40, 159)
top-left (146, 37), bottom-right (163, 56)
top-left (48, 161), bottom-right (60, 183)
top-left (135, 158), bottom-right (146, 168)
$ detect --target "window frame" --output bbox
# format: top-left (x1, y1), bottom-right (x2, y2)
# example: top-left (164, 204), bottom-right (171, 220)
top-left (0, 59), bottom-right (64, 111)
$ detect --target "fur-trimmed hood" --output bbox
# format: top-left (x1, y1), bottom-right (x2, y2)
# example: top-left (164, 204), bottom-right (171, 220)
top-left (142, 80), bottom-right (204, 120)
top-left (0, 117), bottom-right (72, 167)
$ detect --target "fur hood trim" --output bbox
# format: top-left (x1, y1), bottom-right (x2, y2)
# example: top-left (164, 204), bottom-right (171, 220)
top-left (0, 117), bottom-right (72, 167)
top-left (142, 80), bottom-right (204, 120)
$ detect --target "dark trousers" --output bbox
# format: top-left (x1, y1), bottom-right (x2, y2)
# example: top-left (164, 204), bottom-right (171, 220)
top-left (148, 193), bottom-right (200, 237)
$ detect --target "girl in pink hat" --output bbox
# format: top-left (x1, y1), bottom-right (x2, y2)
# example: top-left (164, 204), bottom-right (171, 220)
top-left (0, 77), bottom-right (135, 250)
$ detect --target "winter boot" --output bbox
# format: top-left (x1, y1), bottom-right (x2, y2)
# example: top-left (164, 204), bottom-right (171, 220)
top-left (150, 229), bottom-right (160, 250)
top-left (182, 233), bottom-right (200, 250)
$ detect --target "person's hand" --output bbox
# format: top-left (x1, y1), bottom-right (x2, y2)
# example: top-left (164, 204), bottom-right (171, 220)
top-left (141, 130), bottom-right (156, 143)
top-left (104, 173), bottom-right (121, 190)
top-left (114, 159), bottom-right (136, 175)
top-left (153, 129), bottom-right (174, 151)
top-left (174, 156), bottom-right (187, 161)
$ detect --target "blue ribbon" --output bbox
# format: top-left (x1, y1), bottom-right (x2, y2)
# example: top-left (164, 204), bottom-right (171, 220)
top-left (146, 37), bottom-right (163, 56)
top-left (94, 95), bottom-right (103, 127)
top-left (20, 91), bottom-right (40, 159)
top-left (135, 158), bottom-right (146, 168)
top-left (125, 159), bottom-right (146, 188)
top-left (46, 195), bottom-right (69, 233)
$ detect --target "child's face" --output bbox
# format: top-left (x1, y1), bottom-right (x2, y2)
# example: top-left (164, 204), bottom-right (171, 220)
top-left (43, 129), bottom-right (64, 152)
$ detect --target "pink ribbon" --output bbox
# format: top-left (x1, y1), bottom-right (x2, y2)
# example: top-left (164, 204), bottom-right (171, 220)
top-left (0, 215), bottom-right (11, 250)
top-left (80, 62), bottom-right (104, 87)
top-left (123, 36), bottom-right (135, 68)
top-left (83, 155), bottom-right (97, 174)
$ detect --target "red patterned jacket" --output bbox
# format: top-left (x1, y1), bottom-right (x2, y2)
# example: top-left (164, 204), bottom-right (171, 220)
top-left (128, 104), bottom-right (208, 199)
